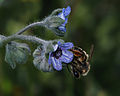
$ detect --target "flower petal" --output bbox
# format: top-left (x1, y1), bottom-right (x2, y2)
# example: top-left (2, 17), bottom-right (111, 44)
top-left (48, 52), bottom-right (52, 65)
top-left (64, 6), bottom-right (71, 17)
top-left (64, 18), bottom-right (68, 25)
top-left (57, 41), bottom-right (62, 46)
top-left (60, 50), bottom-right (73, 63)
top-left (60, 42), bottom-right (74, 50)
top-left (51, 57), bottom-right (62, 71)
top-left (53, 44), bottom-right (58, 51)
top-left (58, 10), bottom-right (65, 20)
top-left (62, 8), bottom-right (65, 14)
top-left (58, 25), bottom-right (66, 32)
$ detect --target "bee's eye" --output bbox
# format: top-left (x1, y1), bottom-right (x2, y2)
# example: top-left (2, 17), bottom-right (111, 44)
top-left (73, 68), bottom-right (80, 78)
top-left (74, 72), bottom-right (80, 78)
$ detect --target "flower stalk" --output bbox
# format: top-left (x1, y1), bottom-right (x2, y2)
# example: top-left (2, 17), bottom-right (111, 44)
top-left (15, 21), bottom-right (45, 35)
top-left (0, 35), bottom-right (47, 47)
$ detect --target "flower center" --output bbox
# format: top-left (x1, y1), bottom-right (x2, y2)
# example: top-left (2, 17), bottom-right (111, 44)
top-left (51, 47), bottom-right (62, 59)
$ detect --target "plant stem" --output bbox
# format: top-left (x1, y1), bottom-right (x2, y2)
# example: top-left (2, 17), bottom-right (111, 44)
top-left (0, 35), bottom-right (47, 47)
top-left (15, 21), bottom-right (45, 35)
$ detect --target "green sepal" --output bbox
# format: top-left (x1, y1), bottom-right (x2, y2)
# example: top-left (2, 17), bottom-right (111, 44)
top-left (5, 41), bottom-right (31, 69)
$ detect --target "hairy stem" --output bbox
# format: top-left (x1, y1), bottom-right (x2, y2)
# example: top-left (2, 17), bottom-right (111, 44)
top-left (0, 35), bottom-right (48, 47)
top-left (15, 21), bottom-right (45, 35)
top-left (50, 9), bottom-right (62, 16)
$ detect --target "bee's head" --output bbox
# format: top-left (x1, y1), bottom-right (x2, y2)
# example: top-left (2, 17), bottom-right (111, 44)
top-left (72, 67), bottom-right (80, 79)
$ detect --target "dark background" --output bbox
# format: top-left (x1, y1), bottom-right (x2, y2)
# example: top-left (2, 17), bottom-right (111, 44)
top-left (0, 0), bottom-right (120, 96)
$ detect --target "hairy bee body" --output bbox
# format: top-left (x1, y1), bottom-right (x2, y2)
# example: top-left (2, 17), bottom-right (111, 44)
top-left (68, 45), bottom-right (93, 79)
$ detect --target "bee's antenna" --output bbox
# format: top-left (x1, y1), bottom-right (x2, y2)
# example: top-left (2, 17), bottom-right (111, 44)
top-left (88, 44), bottom-right (94, 62)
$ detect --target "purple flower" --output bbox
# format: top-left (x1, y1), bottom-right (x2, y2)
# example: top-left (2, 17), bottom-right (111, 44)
top-left (48, 41), bottom-right (73, 71)
top-left (57, 6), bottom-right (71, 32)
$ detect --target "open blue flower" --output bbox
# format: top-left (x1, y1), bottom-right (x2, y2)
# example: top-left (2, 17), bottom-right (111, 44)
top-left (57, 6), bottom-right (71, 32)
top-left (48, 41), bottom-right (73, 71)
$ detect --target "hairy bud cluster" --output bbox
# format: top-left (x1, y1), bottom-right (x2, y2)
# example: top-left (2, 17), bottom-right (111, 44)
top-left (5, 41), bottom-right (31, 69)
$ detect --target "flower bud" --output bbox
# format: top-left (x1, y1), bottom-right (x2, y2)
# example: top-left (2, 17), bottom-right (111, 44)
top-left (43, 6), bottom-right (71, 37)
top-left (0, 35), bottom-right (6, 47)
top-left (44, 16), bottom-right (65, 36)
top-left (5, 41), bottom-right (31, 69)
top-left (33, 45), bottom-right (53, 72)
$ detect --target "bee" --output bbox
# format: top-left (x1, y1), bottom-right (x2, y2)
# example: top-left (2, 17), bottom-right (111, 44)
top-left (67, 45), bottom-right (94, 79)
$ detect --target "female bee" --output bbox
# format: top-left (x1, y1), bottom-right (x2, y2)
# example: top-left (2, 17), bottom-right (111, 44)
top-left (67, 45), bottom-right (94, 79)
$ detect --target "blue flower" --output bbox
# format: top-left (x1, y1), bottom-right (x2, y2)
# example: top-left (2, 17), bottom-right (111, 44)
top-left (48, 41), bottom-right (73, 71)
top-left (43, 6), bottom-right (71, 36)
top-left (57, 6), bottom-right (71, 32)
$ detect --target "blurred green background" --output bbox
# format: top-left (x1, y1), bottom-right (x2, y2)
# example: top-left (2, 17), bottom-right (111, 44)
top-left (0, 0), bottom-right (120, 96)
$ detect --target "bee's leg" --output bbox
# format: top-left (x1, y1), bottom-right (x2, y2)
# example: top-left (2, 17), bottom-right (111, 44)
top-left (66, 64), bottom-right (75, 78)
top-left (67, 64), bottom-right (71, 73)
